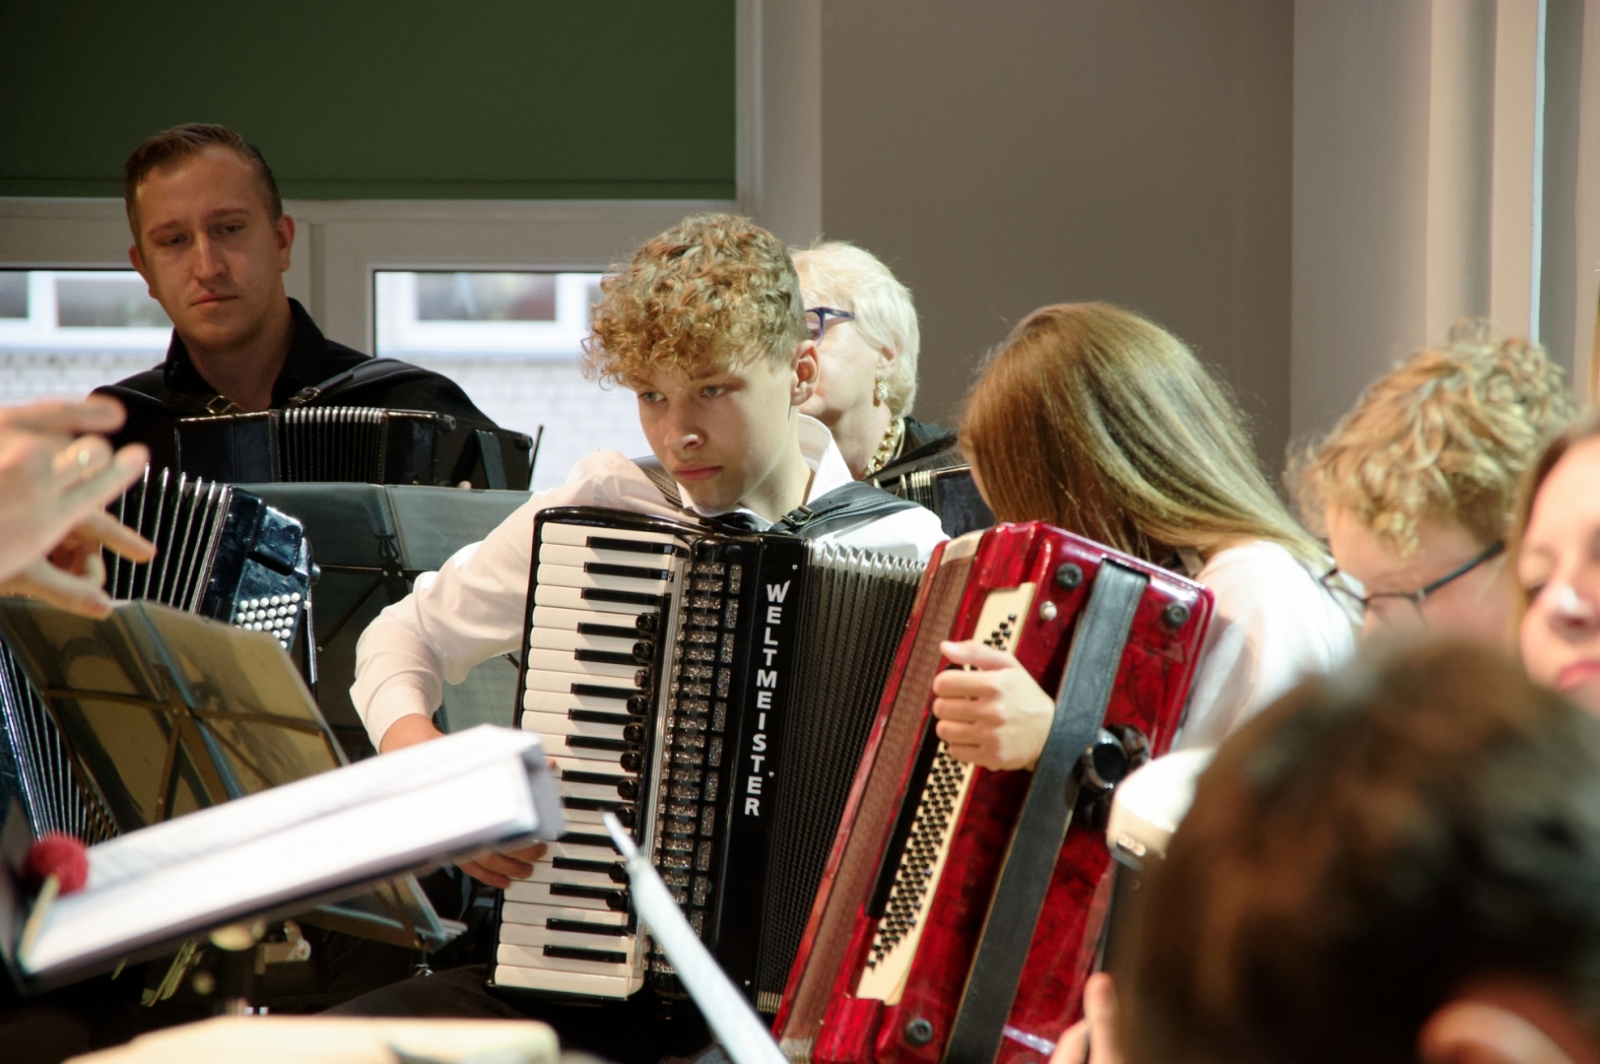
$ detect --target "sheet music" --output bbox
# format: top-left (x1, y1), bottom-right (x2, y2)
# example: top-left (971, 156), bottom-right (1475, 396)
top-left (86, 725), bottom-right (541, 890)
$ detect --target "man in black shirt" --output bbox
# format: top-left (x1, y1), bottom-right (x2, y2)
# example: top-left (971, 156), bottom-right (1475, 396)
top-left (96, 124), bottom-right (505, 478)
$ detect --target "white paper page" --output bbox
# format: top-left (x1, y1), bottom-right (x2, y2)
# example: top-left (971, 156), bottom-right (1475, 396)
top-left (27, 755), bottom-right (539, 975)
top-left (87, 725), bottom-right (540, 890)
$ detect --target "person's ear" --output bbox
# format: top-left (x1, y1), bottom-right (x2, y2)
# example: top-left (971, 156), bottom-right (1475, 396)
top-left (1419, 1001), bottom-right (1578, 1064)
top-left (275, 214), bottom-right (296, 272)
top-left (877, 342), bottom-right (899, 383)
top-left (792, 339), bottom-right (818, 407)
top-left (128, 242), bottom-right (149, 285)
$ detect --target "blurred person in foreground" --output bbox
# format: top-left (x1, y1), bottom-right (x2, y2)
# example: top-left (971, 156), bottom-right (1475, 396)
top-left (1118, 641), bottom-right (1600, 1064)
top-left (1516, 408), bottom-right (1600, 720)
top-left (1298, 321), bottom-right (1573, 647)
top-left (0, 395), bottom-right (153, 616)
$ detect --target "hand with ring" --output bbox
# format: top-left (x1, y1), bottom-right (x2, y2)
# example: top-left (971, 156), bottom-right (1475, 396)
top-left (0, 397), bottom-right (155, 617)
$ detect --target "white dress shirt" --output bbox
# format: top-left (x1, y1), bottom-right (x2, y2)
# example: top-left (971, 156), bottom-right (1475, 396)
top-left (1175, 540), bottom-right (1358, 749)
top-left (353, 415), bottom-right (947, 747)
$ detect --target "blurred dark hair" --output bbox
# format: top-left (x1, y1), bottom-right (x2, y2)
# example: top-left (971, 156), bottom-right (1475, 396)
top-left (1122, 641), bottom-right (1600, 1064)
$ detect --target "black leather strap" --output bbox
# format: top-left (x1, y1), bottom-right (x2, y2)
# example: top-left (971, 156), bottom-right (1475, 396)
top-left (630, 459), bottom-right (917, 540)
top-left (943, 561), bottom-right (1147, 1064)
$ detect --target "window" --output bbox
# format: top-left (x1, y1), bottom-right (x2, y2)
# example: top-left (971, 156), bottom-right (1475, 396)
top-left (0, 270), bottom-right (170, 404)
top-left (373, 270), bottom-right (645, 492)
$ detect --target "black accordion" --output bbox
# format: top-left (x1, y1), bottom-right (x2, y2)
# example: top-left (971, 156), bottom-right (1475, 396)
top-left (175, 407), bottom-right (538, 490)
top-left (0, 468), bottom-right (314, 844)
top-left (492, 507), bottom-right (925, 1011)
top-left (874, 464), bottom-right (992, 538)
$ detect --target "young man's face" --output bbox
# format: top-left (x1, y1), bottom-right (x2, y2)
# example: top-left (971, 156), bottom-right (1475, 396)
top-left (128, 146), bottom-right (294, 356)
top-left (632, 343), bottom-right (816, 514)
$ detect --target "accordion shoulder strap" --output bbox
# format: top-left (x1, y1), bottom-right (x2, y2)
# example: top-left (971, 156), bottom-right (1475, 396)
top-left (285, 358), bottom-right (442, 408)
top-left (630, 458), bottom-right (917, 540)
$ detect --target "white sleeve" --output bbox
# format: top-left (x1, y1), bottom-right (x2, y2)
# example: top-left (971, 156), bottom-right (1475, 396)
top-left (351, 451), bottom-right (678, 748)
top-left (1175, 550), bottom-right (1355, 750)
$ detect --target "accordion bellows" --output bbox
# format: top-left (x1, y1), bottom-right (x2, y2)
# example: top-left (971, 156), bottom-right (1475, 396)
top-left (774, 522), bottom-right (1213, 1064)
top-left (492, 507), bottom-right (925, 1012)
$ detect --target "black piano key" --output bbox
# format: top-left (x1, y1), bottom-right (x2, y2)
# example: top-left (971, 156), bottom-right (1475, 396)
top-left (585, 536), bottom-right (684, 557)
top-left (543, 944), bottom-right (629, 965)
top-left (546, 918), bottom-right (629, 937)
top-left (583, 562), bottom-right (672, 582)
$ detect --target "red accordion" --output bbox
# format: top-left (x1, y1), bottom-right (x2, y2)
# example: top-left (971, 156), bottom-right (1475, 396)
top-left (773, 522), bottom-right (1213, 1064)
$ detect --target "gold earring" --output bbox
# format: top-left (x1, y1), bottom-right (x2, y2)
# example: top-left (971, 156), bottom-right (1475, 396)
top-left (874, 379), bottom-right (889, 405)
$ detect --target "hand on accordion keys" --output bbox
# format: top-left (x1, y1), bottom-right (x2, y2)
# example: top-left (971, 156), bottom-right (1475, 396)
top-left (379, 714), bottom-right (549, 888)
top-left (930, 638), bottom-right (1058, 771)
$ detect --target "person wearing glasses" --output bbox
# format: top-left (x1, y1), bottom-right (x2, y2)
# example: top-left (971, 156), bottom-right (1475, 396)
top-left (927, 302), bottom-right (1355, 764)
top-left (792, 242), bottom-right (992, 535)
top-left (1296, 321), bottom-right (1573, 645)
top-left (1515, 408), bottom-right (1600, 720)
top-left (791, 242), bottom-right (941, 478)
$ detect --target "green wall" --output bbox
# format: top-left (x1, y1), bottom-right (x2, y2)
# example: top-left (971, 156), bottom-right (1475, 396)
top-left (0, 2), bottom-right (736, 200)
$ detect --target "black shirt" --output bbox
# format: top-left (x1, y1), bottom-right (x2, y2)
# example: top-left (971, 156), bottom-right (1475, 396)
top-left (95, 299), bottom-right (498, 473)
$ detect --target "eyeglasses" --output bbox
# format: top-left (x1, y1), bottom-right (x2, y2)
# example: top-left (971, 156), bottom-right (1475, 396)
top-left (1321, 540), bottom-right (1506, 628)
top-left (805, 306), bottom-right (854, 342)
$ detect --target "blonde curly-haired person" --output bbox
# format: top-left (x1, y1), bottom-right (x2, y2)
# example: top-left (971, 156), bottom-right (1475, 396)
top-left (1297, 321), bottom-right (1574, 647)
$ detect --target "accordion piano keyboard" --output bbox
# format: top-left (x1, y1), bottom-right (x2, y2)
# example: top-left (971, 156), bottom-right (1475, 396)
top-left (855, 581), bottom-right (1035, 1006)
top-left (499, 520), bottom-right (689, 999)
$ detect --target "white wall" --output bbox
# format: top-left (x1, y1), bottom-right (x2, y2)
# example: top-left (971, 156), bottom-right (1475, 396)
top-left (818, 0), bottom-right (1297, 469)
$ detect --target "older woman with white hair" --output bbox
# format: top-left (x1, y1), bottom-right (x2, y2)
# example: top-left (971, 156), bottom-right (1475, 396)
top-left (793, 241), bottom-right (990, 532)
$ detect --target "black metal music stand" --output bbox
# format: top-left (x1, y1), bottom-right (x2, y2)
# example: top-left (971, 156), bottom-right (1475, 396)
top-left (0, 597), bottom-right (453, 955)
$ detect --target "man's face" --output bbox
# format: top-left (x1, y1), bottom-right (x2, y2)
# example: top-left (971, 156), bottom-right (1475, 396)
top-left (1326, 507), bottom-right (1515, 646)
top-left (631, 344), bottom-right (815, 515)
top-left (128, 147), bottom-right (293, 355)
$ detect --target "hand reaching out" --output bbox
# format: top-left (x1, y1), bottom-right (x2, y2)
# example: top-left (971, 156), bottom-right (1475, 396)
top-left (379, 713), bottom-right (550, 888)
top-left (0, 397), bottom-right (154, 617)
top-left (931, 638), bottom-right (1056, 770)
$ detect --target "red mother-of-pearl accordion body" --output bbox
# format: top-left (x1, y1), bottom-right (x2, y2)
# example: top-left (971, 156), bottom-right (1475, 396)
top-left (772, 522), bottom-right (1213, 1064)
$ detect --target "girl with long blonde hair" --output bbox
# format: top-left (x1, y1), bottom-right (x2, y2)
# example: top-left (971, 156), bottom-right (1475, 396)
top-left (931, 303), bottom-right (1355, 765)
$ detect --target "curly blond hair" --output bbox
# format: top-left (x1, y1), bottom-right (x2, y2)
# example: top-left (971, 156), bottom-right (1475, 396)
top-left (584, 213), bottom-right (806, 385)
top-left (1295, 320), bottom-right (1575, 556)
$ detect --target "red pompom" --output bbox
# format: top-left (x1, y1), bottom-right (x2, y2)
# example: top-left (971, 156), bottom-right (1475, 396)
top-left (22, 833), bottom-right (89, 895)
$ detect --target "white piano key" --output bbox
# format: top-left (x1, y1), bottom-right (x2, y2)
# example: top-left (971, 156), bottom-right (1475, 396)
top-left (522, 689), bottom-right (642, 715)
top-left (524, 649), bottom-right (641, 681)
top-left (499, 901), bottom-right (630, 930)
top-left (540, 736), bottom-right (628, 768)
top-left (519, 710), bottom-right (630, 743)
top-left (492, 963), bottom-right (638, 999)
top-left (539, 543), bottom-right (678, 572)
top-left (529, 863), bottom-right (620, 890)
top-left (537, 563), bottom-right (670, 596)
top-left (528, 628), bottom-right (642, 655)
top-left (499, 921), bottom-right (638, 953)
top-left (533, 605), bottom-right (656, 632)
top-left (555, 806), bottom-right (612, 827)
top-left (552, 754), bottom-right (630, 777)
top-left (498, 943), bottom-right (636, 978)
top-left (522, 669), bottom-right (639, 696)
top-left (559, 778), bottom-right (630, 804)
top-left (545, 839), bottom-right (623, 862)
top-left (506, 878), bottom-right (620, 910)
top-left (541, 522), bottom-right (683, 548)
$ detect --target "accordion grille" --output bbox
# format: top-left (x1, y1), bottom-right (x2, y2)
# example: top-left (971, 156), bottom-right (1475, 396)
top-left (105, 467), bottom-right (232, 612)
top-left (755, 544), bottom-right (925, 1000)
top-left (0, 644), bottom-right (116, 844)
top-left (282, 406), bottom-right (386, 482)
